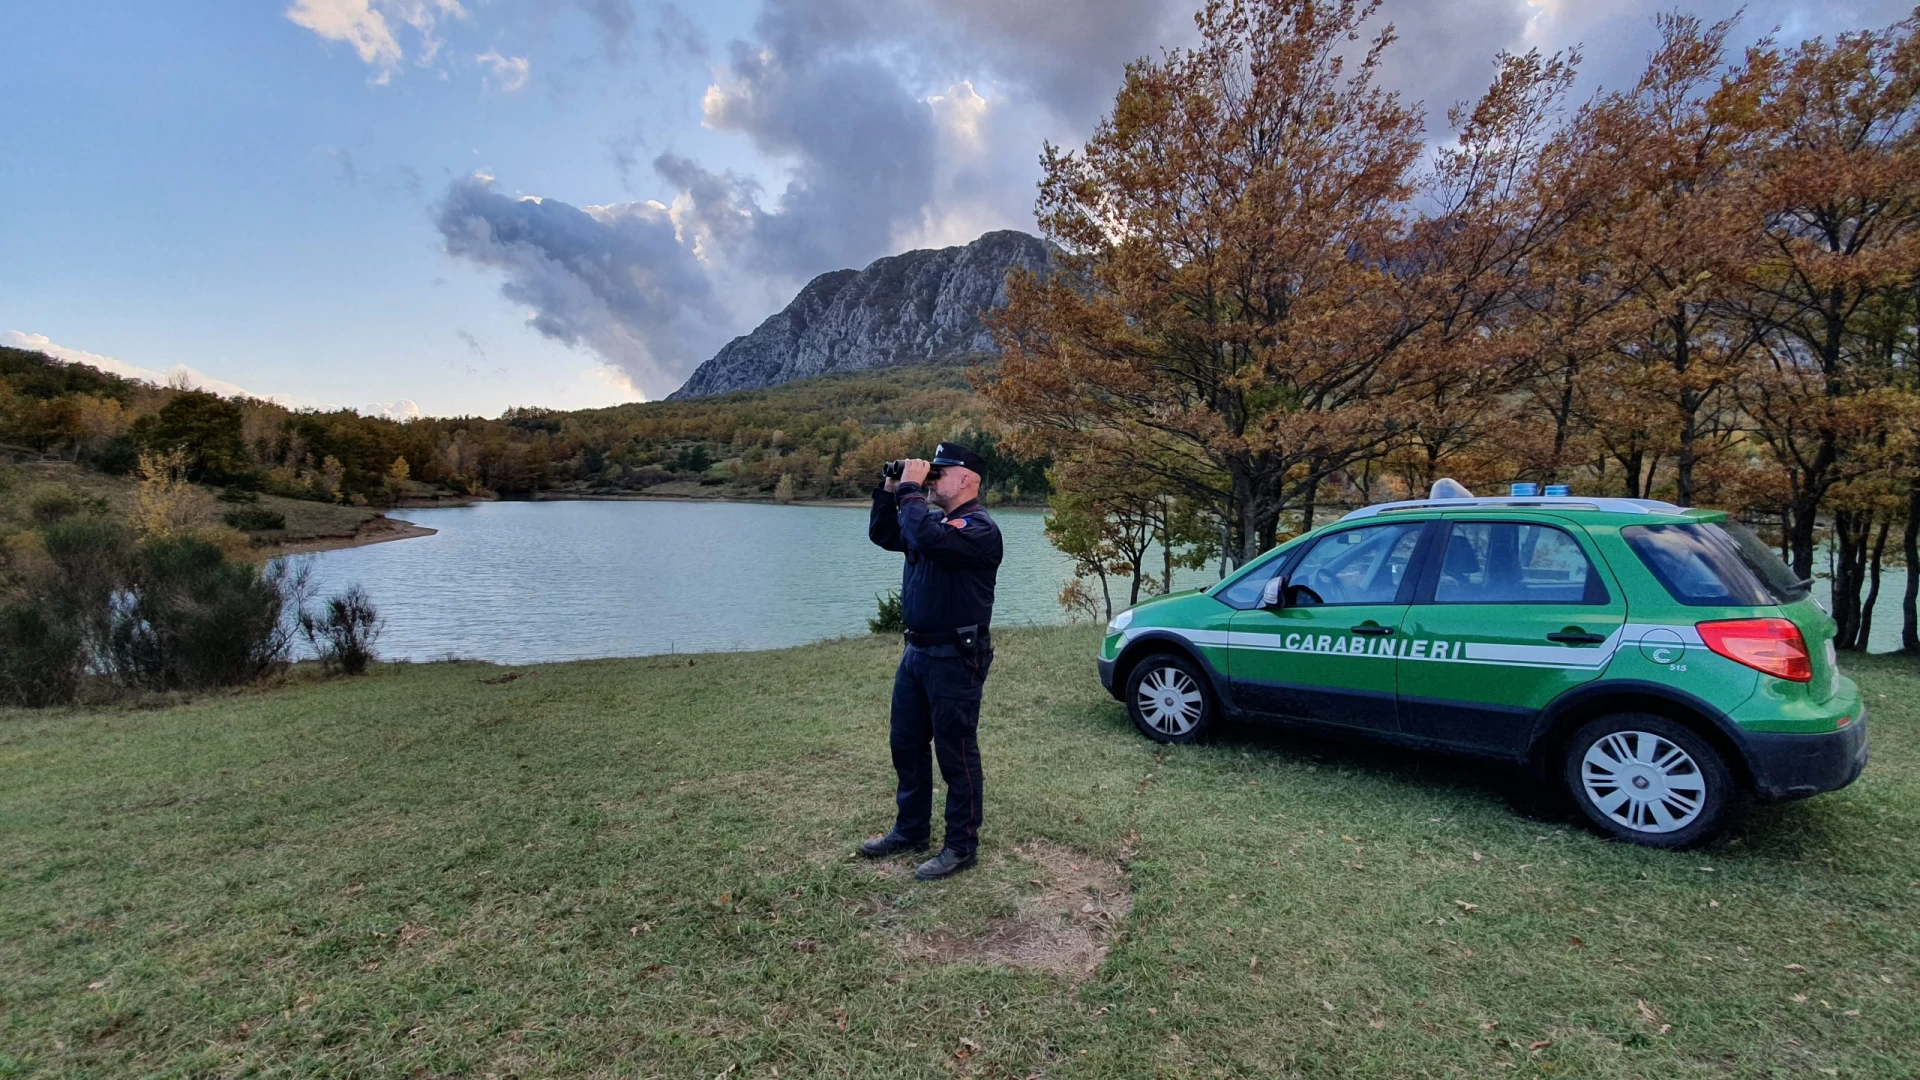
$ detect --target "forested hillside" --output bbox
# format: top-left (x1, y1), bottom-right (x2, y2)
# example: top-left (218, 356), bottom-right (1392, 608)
top-left (0, 348), bottom-right (1048, 506)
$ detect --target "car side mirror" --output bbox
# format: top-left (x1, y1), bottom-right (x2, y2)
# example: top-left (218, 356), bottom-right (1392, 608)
top-left (1261, 576), bottom-right (1285, 608)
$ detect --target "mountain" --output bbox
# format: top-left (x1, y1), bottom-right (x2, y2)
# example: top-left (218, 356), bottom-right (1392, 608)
top-left (667, 229), bottom-right (1052, 400)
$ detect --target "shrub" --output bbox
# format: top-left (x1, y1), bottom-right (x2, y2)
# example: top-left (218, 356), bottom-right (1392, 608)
top-left (108, 535), bottom-right (300, 691)
top-left (40, 518), bottom-right (134, 659)
top-left (129, 449), bottom-right (215, 538)
top-left (0, 603), bottom-right (84, 707)
top-left (26, 485), bottom-right (87, 526)
top-left (618, 466), bottom-right (672, 490)
top-left (218, 486), bottom-right (260, 504)
top-left (300, 585), bottom-right (383, 675)
top-left (88, 435), bottom-right (140, 475)
top-left (222, 506), bottom-right (287, 532)
top-left (869, 589), bottom-right (904, 634)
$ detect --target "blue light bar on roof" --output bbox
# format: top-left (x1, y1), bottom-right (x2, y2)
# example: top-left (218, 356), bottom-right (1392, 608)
top-left (1510, 482), bottom-right (1540, 497)
top-left (1544, 484), bottom-right (1571, 497)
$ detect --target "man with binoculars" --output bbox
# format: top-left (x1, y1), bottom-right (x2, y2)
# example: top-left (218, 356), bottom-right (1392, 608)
top-left (863, 442), bottom-right (1003, 880)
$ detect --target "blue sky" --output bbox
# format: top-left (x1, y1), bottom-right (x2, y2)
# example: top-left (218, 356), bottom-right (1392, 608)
top-left (2, 0), bottom-right (1908, 417)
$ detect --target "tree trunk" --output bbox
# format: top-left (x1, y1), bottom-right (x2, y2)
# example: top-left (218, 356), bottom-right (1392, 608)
top-left (1231, 461), bottom-right (1257, 568)
top-left (1858, 516), bottom-right (1890, 653)
top-left (1832, 510), bottom-right (1867, 651)
top-left (1904, 478), bottom-right (1919, 653)
top-left (1673, 310), bottom-right (1697, 507)
top-left (1160, 497), bottom-right (1174, 594)
top-left (1299, 475), bottom-right (1321, 538)
top-left (1550, 359), bottom-right (1578, 467)
top-left (1097, 569), bottom-right (1112, 624)
top-left (1620, 449), bottom-right (1644, 498)
top-left (1788, 489), bottom-right (1821, 582)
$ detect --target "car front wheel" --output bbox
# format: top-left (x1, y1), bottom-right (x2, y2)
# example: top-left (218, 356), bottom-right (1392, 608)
top-left (1125, 652), bottom-right (1216, 744)
top-left (1562, 713), bottom-right (1736, 848)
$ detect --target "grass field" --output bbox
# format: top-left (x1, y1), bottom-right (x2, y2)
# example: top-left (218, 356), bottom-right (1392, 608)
top-left (2, 628), bottom-right (1916, 1078)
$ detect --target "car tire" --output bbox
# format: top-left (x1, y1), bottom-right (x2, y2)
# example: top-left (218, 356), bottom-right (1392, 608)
top-left (1562, 713), bottom-right (1737, 849)
top-left (1125, 652), bottom-right (1216, 744)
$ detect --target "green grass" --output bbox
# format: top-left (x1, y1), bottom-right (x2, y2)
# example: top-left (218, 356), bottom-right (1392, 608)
top-left (2, 629), bottom-right (1917, 1078)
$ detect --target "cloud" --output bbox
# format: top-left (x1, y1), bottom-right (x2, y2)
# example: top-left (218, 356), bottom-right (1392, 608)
top-left (285, 0), bottom-right (467, 82)
top-left (691, 27), bottom-right (938, 275)
top-left (442, 0), bottom-right (1918, 403)
top-left (651, 2), bottom-right (707, 58)
top-left (321, 145), bottom-right (359, 184)
top-left (573, 0), bottom-right (638, 60)
top-left (434, 173), bottom-right (734, 396)
top-left (4, 331), bottom-right (284, 404)
top-left (363, 398), bottom-right (423, 420)
top-left (915, 0), bottom-right (1196, 126)
top-left (476, 48), bottom-right (531, 92)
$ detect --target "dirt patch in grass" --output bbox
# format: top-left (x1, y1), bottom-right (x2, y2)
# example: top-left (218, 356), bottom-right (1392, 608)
top-left (891, 841), bottom-right (1131, 979)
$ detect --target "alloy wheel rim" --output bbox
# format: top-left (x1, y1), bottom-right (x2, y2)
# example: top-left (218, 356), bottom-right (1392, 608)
top-left (1580, 730), bottom-right (1707, 834)
top-left (1137, 666), bottom-right (1203, 735)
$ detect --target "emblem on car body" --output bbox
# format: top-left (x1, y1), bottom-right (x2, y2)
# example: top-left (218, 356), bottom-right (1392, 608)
top-left (1637, 628), bottom-right (1686, 665)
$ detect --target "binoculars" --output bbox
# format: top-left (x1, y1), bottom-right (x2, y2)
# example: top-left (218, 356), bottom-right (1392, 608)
top-left (883, 460), bottom-right (943, 482)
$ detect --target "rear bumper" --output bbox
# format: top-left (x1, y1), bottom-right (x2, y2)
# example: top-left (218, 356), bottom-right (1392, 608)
top-left (1741, 710), bottom-right (1869, 802)
top-left (1097, 656), bottom-right (1120, 699)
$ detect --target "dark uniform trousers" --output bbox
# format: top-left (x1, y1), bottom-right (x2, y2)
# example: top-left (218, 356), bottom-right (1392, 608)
top-left (889, 643), bottom-right (993, 857)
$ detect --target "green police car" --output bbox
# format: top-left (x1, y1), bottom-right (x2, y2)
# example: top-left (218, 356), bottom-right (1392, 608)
top-left (1096, 483), bottom-right (1868, 848)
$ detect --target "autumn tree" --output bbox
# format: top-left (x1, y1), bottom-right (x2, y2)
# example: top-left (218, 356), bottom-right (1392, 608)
top-left (988, 0), bottom-right (1426, 566)
top-left (1731, 15), bottom-right (1920, 592)
top-left (987, 0), bottom-right (1585, 564)
top-left (133, 390), bottom-right (248, 483)
top-left (1574, 17), bottom-right (1772, 504)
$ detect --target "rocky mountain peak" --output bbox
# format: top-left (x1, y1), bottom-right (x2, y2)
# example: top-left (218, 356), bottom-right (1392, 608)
top-left (667, 229), bottom-right (1051, 400)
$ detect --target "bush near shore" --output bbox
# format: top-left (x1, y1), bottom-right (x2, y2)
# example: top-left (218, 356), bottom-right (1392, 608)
top-left (0, 460), bottom-right (382, 706)
top-left (2, 627), bottom-right (1914, 1077)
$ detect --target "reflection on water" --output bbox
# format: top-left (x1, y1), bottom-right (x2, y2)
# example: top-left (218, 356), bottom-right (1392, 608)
top-left (296, 499), bottom-right (1213, 665)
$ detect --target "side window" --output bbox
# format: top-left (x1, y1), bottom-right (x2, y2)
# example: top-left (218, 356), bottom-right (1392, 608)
top-left (1216, 554), bottom-right (1288, 609)
top-left (1434, 522), bottom-right (1605, 605)
top-left (1287, 523), bottom-right (1424, 606)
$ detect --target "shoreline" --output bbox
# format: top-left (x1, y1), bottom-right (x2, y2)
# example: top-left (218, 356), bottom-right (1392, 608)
top-left (265, 516), bottom-right (438, 556)
top-left (529, 490), bottom-right (874, 508)
top-left (268, 489), bottom-right (1048, 556)
top-left (526, 489), bottom-right (1048, 511)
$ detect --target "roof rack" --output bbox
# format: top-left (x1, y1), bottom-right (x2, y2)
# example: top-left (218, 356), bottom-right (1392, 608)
top-left (1338, 496), bottom-right (1687, 522)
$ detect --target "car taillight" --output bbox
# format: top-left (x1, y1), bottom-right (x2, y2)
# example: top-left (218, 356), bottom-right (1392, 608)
top-left (1696, 618), bottom-right (1812, 682)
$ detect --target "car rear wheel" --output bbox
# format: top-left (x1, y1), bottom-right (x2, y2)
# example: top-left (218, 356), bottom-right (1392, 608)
top-left (1562, 713), bottom-right (1735, 849)
top-left (1125, 652), bottom-right (1215, 744)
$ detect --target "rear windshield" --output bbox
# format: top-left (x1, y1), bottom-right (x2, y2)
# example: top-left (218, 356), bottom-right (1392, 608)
top-left (1621, 522), bottom-right (1809, 607)
top-left (1720, 521), bottom-right (1812, 603)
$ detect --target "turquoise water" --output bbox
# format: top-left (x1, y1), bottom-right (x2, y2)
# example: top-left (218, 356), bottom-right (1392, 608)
top-left (295, 499), bottom-right (1210, 664)
top-left (295, 499), bottom-right (1914, 663)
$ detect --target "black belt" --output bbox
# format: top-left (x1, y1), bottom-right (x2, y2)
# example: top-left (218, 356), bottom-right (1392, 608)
top-left (904, 628), bottom-right (991, 649)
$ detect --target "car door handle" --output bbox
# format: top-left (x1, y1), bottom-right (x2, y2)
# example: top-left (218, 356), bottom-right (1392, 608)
top-left (1351, 624), bottom-right (1394, 636)
top-left (1546, 631), bottom-right (1607, 644)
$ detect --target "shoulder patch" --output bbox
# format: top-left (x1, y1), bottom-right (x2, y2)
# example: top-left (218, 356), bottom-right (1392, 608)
top-left (947, 517), bottom-right (967, 528)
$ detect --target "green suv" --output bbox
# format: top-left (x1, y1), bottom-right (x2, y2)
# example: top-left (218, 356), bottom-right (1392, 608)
top-left (1096, 485), bottom-right (1868, 847)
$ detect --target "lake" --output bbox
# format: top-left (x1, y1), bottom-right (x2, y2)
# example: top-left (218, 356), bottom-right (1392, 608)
top-left (296, 499), bottom-right (1211, 665)
top-left (297, 499), bottom-right (1913, 664)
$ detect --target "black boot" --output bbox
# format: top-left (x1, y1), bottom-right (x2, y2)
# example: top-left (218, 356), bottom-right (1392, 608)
top-left (859, 831), bottom-right (928, 858)
top-left (914, 848), bottom-right (977, 880)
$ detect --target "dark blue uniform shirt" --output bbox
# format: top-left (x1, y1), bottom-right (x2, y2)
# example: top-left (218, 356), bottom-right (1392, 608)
top-left (869, 481), bottom-right (1003, 634)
